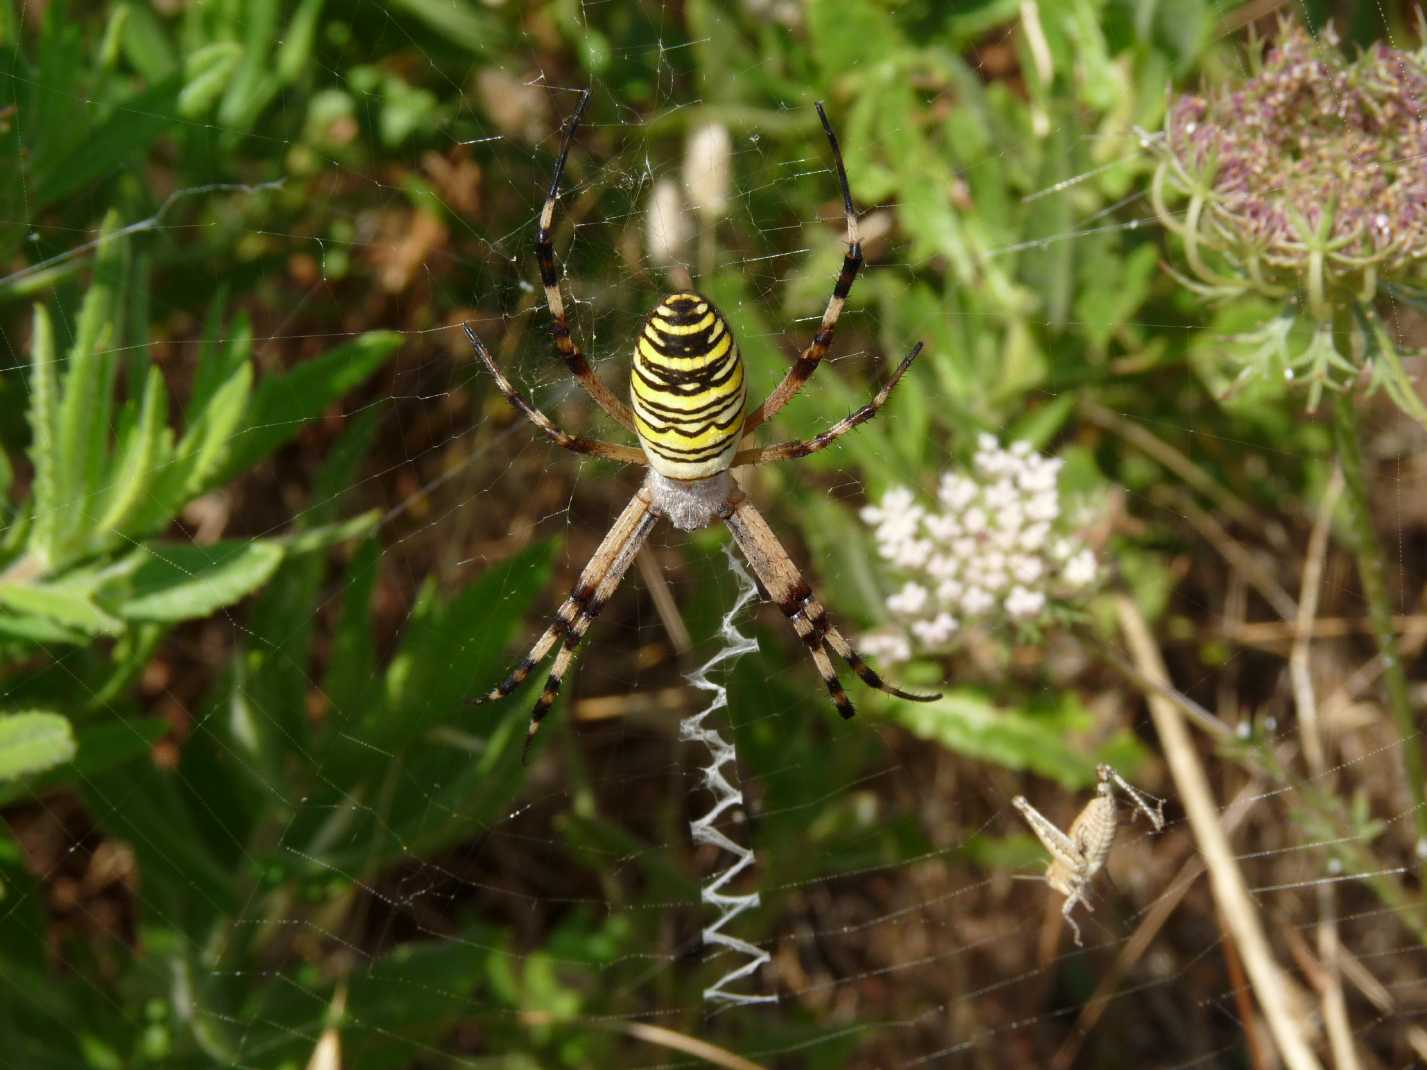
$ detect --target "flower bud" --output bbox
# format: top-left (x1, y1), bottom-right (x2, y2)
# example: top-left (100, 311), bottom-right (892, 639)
top-left (683, 123), bottom-right (732, 222)
top-left (645, 178), bottom-right (690, 267)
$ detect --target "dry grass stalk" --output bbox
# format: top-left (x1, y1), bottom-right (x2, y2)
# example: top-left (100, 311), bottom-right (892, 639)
top-left (1291, 469), bottom-right (1360, 1070)
top-left (1116, 593), bottom-right (1324, 1070)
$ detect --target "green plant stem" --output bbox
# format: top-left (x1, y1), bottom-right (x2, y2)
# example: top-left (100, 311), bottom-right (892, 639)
top-left (1332, 391), bottom-right (1427, 876)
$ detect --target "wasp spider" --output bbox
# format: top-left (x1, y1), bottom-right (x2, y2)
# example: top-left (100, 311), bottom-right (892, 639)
top-left (468, 91), bottom-right (940, 760)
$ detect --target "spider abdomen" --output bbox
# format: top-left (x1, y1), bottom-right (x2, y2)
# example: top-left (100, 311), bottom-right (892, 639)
top-left (630, 292), bottom-right (747, 480)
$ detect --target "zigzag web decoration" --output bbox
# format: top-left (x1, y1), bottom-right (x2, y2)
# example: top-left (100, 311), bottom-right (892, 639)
top-left (680, 547), bottom-right (778, 1008)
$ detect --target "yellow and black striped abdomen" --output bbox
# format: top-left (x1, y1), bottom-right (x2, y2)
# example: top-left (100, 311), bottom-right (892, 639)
top-left (630, 292), bottom-right (746, 480)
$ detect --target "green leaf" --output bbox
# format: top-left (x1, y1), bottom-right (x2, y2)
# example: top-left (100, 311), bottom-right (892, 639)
top-left (117, 540), bottom-right (285, 621)
top-left (376, 540), bottom-right (555, 750)
top-left (889, 689), bottom-right (1101, 788)
top-left (55, 211), bottom-right (125, 553)
top-left (239, 412), bottom-right (381, 763)
top-left (94, 364), bottom-right (169, 538)
top-left (32, 76), bottom-right (182, 209)
top-left (218, 0), bottom-right (280, 131)
top-left (276, 0), bottom-right (324, 84)
top-left (385, 0), bottom-right (502, 53)
top-left (1019, 117), bottom-right (1076, 330)
top-left (280, 511), bottom-right (380, 556)
top-left (0, 606), bottom-right (87, 645)
top-left (0, 574), bottom-right (123, 635)
top-left (180, 361), bottom-right (254, 495)
top-left (0, 711), bottom-right (76, 780)
top-left (0, 717), bottom-right (166, 806)
top-left (211, 331), bottom-right (402, 486)
top-left (322, 536), bottom-right (379, 726)
top-left (178, 41), bottom-right (243, 118)
top-left (806, 0), bottom-right (903, 81)
top-left (188, 300), bottom-right (249, 421)
top-left (25, 305), bottom-right (61, 566)
top-left (129, 361), bottom-right (253, 533)
top-left (117, 0), bottom-right (178, 81)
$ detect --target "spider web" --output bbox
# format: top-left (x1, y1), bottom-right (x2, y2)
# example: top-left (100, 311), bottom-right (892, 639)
top-left (4, 2), bottom-right (1427, 1068)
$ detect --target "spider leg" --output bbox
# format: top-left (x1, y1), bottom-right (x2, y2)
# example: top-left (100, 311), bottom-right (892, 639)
top-left (731, 342), bottom-right (925, 467)
top-left (474, 488), bottom-right (658, 762)
top-left (723, 496), bottom-right (940, 720)
top-left (537, 89), bottom-right (638, 432)
top-left (465, 324), bottom-right (647, 465)
top-left (742, 101), bottom-right (864, 438)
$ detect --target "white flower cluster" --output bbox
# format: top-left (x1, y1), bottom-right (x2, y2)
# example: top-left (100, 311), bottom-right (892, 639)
top-left (858, 435), bottom-right (1099, 665)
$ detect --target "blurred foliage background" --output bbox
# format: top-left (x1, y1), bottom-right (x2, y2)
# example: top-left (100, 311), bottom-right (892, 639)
top-left (2, 0), bottom-right (1426, 1067)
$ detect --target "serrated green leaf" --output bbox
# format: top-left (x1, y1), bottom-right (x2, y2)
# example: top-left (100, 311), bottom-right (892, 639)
top-left (0, 576), bottom-right (123, 635)
top-left (55, 212), bottom-right (125, 553)
top-left (25, 305), bottom-right (60, 566)
top-left (0, 606), bottom-right (86, 645)
top-left (95, 364), bottom-right (169, 538)
top-left (0, 712), bottom-right (76, 780)
top-left (889, 689), bottom-right (1100, 788)
top-left (128, 362), bottom-right (253, 533)
top-left (182, 361), bottom-right (253, 495)
top-left (211, 330), bottom-right (402, 486)
top-left (118, 540), bottom-right (284, 621)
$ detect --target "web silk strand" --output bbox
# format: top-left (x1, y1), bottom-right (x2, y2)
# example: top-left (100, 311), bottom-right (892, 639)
top-left (680, 547), bottom-right (778, 1008)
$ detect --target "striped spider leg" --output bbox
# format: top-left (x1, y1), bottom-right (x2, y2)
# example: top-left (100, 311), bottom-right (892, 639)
top-left (536, 88), bottom-right (638, 432)
top-left (470, 482), bottom-right (658, 764)
top-left (464, 325), bottom-right (645, 466)
top-left (731, 342), bottom-right (923, 466)
top-left (724, 491), bottom-right (940, 719)
top-left (741, 102), bottom-right (865, 439)
top-left (1013, 764), bottom-right (1166, 946)
top-left (466, 325), bottom-right (652, 763)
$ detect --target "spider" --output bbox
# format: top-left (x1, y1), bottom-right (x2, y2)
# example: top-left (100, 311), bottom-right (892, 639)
top-left (1013, 764), bottom-right (1166, 946)
top-left (466, 90), bottom-right (940, 761)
